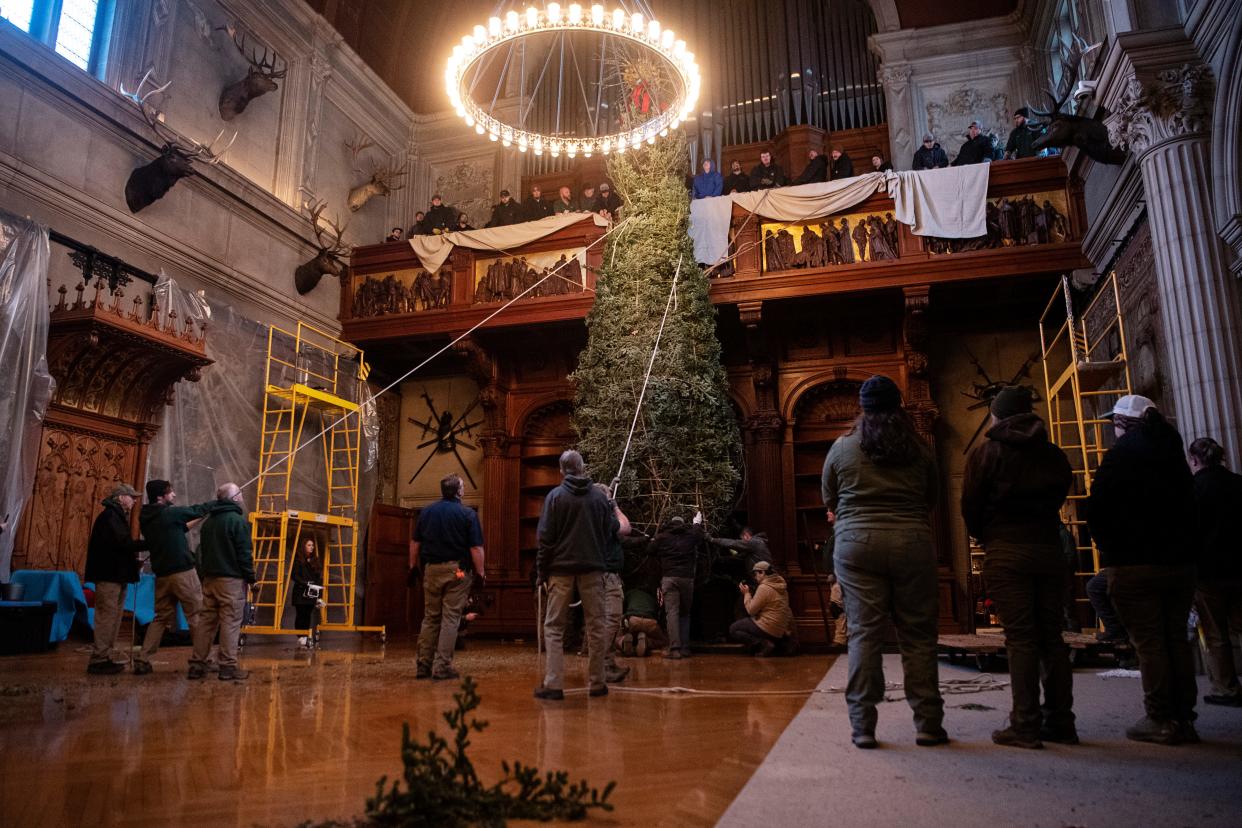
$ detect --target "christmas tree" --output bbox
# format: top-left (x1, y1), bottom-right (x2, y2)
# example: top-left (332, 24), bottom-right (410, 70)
top-left (571, 132), bottom-right (741, 531)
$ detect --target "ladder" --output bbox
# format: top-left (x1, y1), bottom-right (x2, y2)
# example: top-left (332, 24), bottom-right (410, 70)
top-left (244, 322), bottom-right (384, 644)
top-left (1038, 273), bottom-right (1132, 627)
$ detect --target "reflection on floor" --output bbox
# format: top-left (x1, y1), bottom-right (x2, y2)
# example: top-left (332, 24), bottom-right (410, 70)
top-left (0, 639), bottom-right (833, 826)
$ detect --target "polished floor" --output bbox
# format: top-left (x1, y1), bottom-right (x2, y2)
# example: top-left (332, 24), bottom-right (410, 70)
top-left (0, 636), bottom-right (833, 826)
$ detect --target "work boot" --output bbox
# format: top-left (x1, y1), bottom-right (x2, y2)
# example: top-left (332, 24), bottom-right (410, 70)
top-left (755, 640), bottom-right (776, 658)
top-left (605, 666), bottom-right (629, 683)
top-left (1174, 721), bottom-right (1200, 744)
top-left (620, 636), bottom-right (635, 657)
top-left (132, 661), bottom-right (153, 675)
top-left (431, 667), bottom-right (460, 681)
top-left (415, 663), bottom-right (432, 680)
top-left (1204, 694), bottom-right (1242, 707)
top-left (1038, 724), bottom-right (1080, 745)
top-left (533, 686), bottom-right (565, 701)
top-left (915, 729), bottom-right (950, 747)
top-left (187, 664), bottom-right (207, 680)
top-left (589, 685), bottom-right (609, 697)
top-left (87, 661), bottom-right (124, 675)
top-left (1125, 716), bottom-right (1178, 745)
top-left (851, 732), bottom-right (877, 749)
top-left (664, 649), bottom-right (684, 660)
top-left (991, 727), bottom-right (1043, 749)
top-left (635, 633), bottom-right (648, 657)
top-left (218, 667), bottom-right (249, 681)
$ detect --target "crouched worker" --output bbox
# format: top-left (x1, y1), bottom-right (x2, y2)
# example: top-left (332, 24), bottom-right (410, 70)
top-left (730, 561), bottom-right (795, 656)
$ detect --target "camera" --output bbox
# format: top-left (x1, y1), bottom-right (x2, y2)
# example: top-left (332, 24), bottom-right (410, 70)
top-left (304, 583), bottom-right (323, 600)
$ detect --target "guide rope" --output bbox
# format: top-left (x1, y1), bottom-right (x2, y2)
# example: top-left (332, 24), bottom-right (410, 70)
top-left (558, 674), bottom-right (1010, 698)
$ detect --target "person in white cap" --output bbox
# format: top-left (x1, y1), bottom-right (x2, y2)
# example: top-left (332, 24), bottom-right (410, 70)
top-left (1087, 395), bottom-right (1200, 745)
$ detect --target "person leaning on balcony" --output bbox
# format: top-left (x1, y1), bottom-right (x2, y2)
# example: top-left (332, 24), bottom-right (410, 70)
top-left (912, 133), bottom-right (949, 170)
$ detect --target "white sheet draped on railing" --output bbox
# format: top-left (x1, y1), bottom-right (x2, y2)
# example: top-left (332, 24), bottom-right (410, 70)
top-left (407, 211), bottom-right (610, 273)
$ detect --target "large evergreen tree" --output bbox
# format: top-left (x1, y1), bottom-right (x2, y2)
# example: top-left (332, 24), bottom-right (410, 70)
top-left (571, 132), bottom-right (740, 531)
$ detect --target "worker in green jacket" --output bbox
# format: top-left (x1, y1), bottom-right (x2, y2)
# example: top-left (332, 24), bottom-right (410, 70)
top-left (194, 483), bottom-right (256, 681)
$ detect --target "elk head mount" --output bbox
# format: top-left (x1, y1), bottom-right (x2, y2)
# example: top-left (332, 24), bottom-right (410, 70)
top-left (345, 134), bottom-right (408, 212)
top-left (1029, 35), bottom-right (1125, 165)
top-left (294, 200), bottom-right (352, 295)
top-left (123, 71), bottom-right (237, 213)
top-left (218, 23), bottom-right (287, 121)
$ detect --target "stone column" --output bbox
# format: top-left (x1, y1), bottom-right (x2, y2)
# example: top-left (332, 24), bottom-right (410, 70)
top-left (1109, 64), bottom-right (1242, 458)
top-left (877, 62), bottom-right (915, 169)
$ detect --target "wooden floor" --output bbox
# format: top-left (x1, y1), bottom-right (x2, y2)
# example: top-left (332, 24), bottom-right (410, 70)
top-left (0, 637), bottom-right (833, 826)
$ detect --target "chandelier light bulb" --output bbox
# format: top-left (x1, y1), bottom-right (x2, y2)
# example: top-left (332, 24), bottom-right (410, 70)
top-left (502, 137), bottom-right (512, 147)
top-left (591, 4), bottom-right (604, 25)
top-left (526, 7), bottom-right (539, 28)
top-left (568, 3), bottom-right (582, 24)
top-left (505, 11), bottom-right (519, 31)
top-left (488, 17), bottom-right (501, 36)
top-left (464, 114), bottom-right (475, 127)
top-left (475, 124), bottom-right (485, 135)
top-left (473, 24), bottom-right (487, 42)
top-left (612, 8), bottom-right (625, 29)
top-left (648, 20), bottom-right (660, 41)
top-left (547, 3), bottom-right (561, 24)
top-left (661, 29), bottom-right (674, 49)
top-left (630, 13), bottom-right (643, 33)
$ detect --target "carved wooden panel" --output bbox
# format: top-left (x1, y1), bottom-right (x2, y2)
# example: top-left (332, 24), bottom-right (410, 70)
top-left (14, 426), bottom-right (138, 574)
top-left (1112, 221), bottom-right (1168, 406)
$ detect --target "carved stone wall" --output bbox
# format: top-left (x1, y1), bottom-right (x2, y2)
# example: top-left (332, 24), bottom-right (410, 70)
top-left (1110, 220), bottom-right (1168, 406)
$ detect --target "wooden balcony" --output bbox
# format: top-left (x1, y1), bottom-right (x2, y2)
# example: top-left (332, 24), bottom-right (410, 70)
top-left (341, 156), bottom-right (1089, 347)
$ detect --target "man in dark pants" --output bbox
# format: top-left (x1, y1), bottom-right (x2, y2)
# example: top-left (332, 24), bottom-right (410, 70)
top-left (651, 513), bottom-right (705, 659)
top-left (85, 483), bottom-right (147, 674)
top-left (1086, 571), bottom-right (1128, 641)
top-left (962, 387), bottom-right (1075, 748)
top-left (1089, 395), bottom-right (1199, 744)
top-left (409, 474), bottom-right (485, 681)
top-left (194, 483), bottom-right (255, 682)
top-left (952, 121), bottom-right (994, 166)
top-left (534, 450), bottom-right (617, 700)
top-left (133, 480), bottom-right (214, 676)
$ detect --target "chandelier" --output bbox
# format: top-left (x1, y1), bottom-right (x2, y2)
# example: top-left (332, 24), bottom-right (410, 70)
top-left (445, 3), bottom-right (701, 158)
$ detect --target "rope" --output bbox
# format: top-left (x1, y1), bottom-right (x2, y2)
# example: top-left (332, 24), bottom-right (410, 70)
top-left (240, 216), bottom-right (636, 492)
top-left (558, 675), bottom-right (1010, 699)
top-left (609, 254), bottom-right (683, 495)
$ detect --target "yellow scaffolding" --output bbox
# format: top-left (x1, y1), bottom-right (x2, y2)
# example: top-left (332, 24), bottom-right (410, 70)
top-left (1039, 273), bottom-right (1132, 624)
top-left (244, 321), bottom-right (384, 643)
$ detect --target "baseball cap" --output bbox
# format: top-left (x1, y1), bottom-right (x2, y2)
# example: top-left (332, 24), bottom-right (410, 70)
top-left (1106, 394), bottom-right (1156, 419)
top-left (922, 133), bottom-right (934, 142)
top-left (110, 483), bottom-right (139, 498)
top-left (499, 189), bottom-right (510, 197)
top-left (752, 561), bottom-right (773, 573)
top-left (990, 386), bottom-right (1034, 420)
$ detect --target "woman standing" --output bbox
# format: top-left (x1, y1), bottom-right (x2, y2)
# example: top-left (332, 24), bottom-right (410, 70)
top-left (821, 375), bottom-right (946, 749)
top-left (1088, 396), bottom-right (1199, 744)
top-left (291, 537), bottom-right (323, 647)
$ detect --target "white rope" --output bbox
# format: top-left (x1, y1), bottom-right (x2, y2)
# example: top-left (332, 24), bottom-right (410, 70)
top-left (239, 216), bottom-right (636, 492)
top-left (560, 675), bottom-right (1009, 698)
top-left (610, 254), bottom-right (683, 495)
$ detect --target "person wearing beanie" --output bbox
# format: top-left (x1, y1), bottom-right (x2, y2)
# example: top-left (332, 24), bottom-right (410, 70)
top-left (821, 375), bottom-right (946, 749)
top-left (912, 133), bottom-right (948, 170)
top-left (133, 480), bottom-right (215, 676)
top-left (961, 385), bottom-right (1075, 748)
top-left (84, 482), bottom-right (148, 674)
top-left (1088, 396), bottom-right (1200, 744)
top-left (1005, 107), bottom-right (1044, 160)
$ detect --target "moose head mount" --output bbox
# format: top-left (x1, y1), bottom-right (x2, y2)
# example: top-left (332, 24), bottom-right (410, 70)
top-left (123, 71), bottom-right (237, 213)
top-left (218, 23), bottom-right (287, 121)
top-left (294, 200), bottom-right (352, 295)
top-left (345, 134), bottom-right (408, 212)
top-left (1029, 35), bottom-right (1125, 165)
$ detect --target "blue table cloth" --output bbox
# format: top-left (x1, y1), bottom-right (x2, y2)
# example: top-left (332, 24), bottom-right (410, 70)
top-left (10, 570), bottom-right (86, 642)
top-left (84, 574), bottom-right (188, 631)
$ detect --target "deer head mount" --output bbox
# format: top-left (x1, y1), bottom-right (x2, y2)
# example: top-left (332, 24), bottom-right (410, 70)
top-left (218, 23), bottom-right (287, 121)
top-left (345, 134), bottom-right (408, 212)
top-left (1029, 35), bottom-right (1124, 165)
top-left (122, 71), bottom-right (237, 213)
top-left (294, 200), bottom-right (352, 295)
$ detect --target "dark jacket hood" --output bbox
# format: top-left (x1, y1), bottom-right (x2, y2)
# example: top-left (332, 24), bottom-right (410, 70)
top-left (986, 412), bottom-right (1048, 445)
top-left (208, 499), bottom-right (243, 516)
top-left (561, 474), bottom-right (594, 495)
top-left (139, 502), bottom-right (165, 522)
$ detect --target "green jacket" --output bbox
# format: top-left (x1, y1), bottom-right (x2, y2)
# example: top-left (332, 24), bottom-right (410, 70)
top-left (139, 501), bottom-right (214, 576)
top-left (197, 500), bottom-right (256, 582)
top-left (821, 432), bottom-right (938, 533)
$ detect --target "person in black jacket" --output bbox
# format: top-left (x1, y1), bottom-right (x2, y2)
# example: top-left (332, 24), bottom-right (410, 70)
top-left (290, 537), bottom-right (324, 647)
top-left (522, 185), bottom-right (553, 222)
top-left (485, 190), bottom-right (521, 227)
top-left (1187, 437), bottom-right (1242, 707)
top-left (593, 182), bottom-right (622, 218)
top-left (85, 483), bottom-right (148, 674)
top-left (870, 154), bottom-right (893, 173)
top-left (961, 387), bottom-right (1075, 748)
top-left (424, 196), bottom-right (457, 234)
top-left (651, 513), bottom-right (705, 659)
top-left (829, 147), bottom-right (854, 180)
top-left (749, 150), bottom-right (786, 190)
top-left (723, 160), bottom-right (749, 194)
top-left (912, 133), bottom-right (949, 170)
top-left (534, 450), bottom-right (617, 700)
top-left (794, 149), bottom-right (828, 185)
top-left (1088, 395), bottom-right (1199, 744)
top-left (952, 121), bottom-right (994, 166)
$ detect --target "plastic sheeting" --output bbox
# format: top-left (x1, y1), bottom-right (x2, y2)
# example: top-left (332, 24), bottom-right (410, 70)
top-left (0, 210), bottom-right (55, 582)
top-left (145, 274), bottom-right (378, 617)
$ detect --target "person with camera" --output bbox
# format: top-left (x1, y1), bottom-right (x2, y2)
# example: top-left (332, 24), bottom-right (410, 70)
top-left (291, 537), bottom-right (324, 648)
top-left (410, 474), bottom-right (485, 681)
top-left (729, 561), bottom-right (793, 656)
top-left (194, 483), bottom-right (256, 682)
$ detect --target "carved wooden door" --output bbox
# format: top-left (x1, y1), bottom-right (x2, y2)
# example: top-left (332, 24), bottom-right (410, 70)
top-left (364, 503), bottom-right (418, 636)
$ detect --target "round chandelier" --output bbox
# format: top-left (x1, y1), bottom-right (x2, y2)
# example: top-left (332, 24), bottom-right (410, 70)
top-left (445, 4), bottom-right (701, 158)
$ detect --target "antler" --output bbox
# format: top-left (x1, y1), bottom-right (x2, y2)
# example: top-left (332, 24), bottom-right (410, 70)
top-left (368, 158), bottom-right (409, 191)
top-left (122, 70), bottom-right (237, 161)
top-left (225, 23), bottom-right (287, 79)
top-left (345, 134), bottom-right (376, 170)
top-left (305, 200), bottom-right (352, 255)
